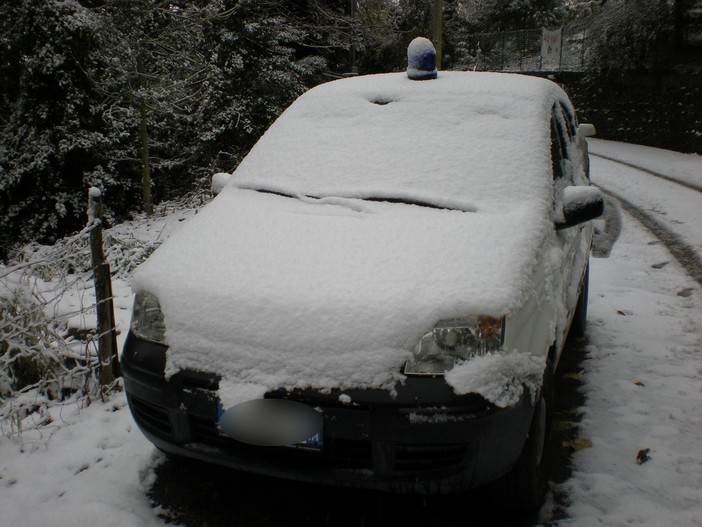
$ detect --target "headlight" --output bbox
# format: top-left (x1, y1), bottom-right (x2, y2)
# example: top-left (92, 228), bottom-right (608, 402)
top-left (404, 315), bottom-right (504, 376)
top-left (130, 291), bottom-right (167, 345)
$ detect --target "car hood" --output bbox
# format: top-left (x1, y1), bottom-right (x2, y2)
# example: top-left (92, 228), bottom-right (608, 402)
top-left (133, 188), bottom-right (552, 404)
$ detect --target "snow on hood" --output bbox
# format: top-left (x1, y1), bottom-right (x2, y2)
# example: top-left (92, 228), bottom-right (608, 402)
top-left (133, 71), bottom-right (568, 403)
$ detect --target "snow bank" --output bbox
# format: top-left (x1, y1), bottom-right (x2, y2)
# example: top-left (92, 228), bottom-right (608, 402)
top-left (0, 395), bottom-right (164, 527)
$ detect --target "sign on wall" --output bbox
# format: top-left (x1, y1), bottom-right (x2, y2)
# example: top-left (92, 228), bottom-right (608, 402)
top-left (541, 27), bottom-right (563, 69)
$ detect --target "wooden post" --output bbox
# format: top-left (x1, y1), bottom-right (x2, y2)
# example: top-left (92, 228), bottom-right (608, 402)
top-left (88, 188), bottom-right (120, 392)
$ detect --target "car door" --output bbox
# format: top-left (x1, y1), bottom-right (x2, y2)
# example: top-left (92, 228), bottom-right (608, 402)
top-left (551, 103), bottom-right (589, 352)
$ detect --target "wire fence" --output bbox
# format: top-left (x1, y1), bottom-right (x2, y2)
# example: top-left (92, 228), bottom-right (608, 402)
top-left (0, 208), bottom-right (147, 443)
top-left (0, 228), bottom-right (107, 443)
top-left (453, 26), bottom-right (590, 73)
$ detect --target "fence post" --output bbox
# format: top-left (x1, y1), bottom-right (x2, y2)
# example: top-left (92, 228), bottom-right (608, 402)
top-left (519, 31), bottom-right (523, 71)
top-left (559, 28), bottom-right (564, 71)
top-left (539, 28), bottom-right (544, 71)
top-left (501, 32), bottom-right (505, 70)
top-left (88, 188), bottom-right (120, 393)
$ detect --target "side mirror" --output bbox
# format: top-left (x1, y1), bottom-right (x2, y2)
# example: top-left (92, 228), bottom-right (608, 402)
top-left (211, 172), bottom-right (232, 195)
top-left (577, 123), bottom-right (596, 138)
top-left (556, 186), bottom-right (604, 230)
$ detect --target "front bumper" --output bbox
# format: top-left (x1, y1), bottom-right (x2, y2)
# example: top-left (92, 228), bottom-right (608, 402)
top-left (121, 332), bottom-right (536, 494)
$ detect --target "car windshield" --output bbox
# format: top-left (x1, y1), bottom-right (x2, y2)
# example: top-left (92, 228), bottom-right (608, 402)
top-left (231, 71), bottom-right (561, 212)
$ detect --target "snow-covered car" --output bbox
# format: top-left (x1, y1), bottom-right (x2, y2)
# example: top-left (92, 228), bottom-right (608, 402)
top-left (122, 41), bottom-right (602, 510)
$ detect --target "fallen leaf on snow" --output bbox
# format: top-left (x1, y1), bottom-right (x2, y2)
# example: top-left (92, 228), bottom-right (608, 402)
top-left (633, 380), bottom-right (645, 387)
top-left (636, 448), bottom-right (652, 464)
top-left (563, 372), bottom-right (584, 382)
top-left (651, 261), bottom-right (669, 269)
top-left (562, 438), bottom-right (593, 451)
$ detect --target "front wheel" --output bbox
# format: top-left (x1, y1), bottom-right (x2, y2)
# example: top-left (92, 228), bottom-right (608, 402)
top-left (489, 361), bottom-right (554, 512)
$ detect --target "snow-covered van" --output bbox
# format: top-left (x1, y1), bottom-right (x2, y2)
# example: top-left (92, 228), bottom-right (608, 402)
top-left (122, 40), bottom-right (602, 510)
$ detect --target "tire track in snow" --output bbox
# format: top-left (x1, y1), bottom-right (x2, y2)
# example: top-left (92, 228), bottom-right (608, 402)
top-left (597, 186), bottom-right (702, 286)
top-left (590, 152), bottom-right (702, 194)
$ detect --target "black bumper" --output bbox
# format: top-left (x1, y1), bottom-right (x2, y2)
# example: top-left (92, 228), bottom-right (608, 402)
top-left (121, 332), bottom-right (536, 494)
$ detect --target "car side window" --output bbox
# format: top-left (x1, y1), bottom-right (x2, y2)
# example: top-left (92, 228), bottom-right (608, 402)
top-left (551, 111), bottom-right (567, 181)
top-left (558, 103), bottom-right (577, 139)
top-left (552, 103), bottom-right (582, 186)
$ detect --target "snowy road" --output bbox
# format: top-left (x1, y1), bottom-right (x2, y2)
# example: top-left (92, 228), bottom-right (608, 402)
top-left (0, 140), bottom-right (700, 526)
top-left (590, 152), bottom-right (702, 285)
top-left (561, 141), bottom-right (702, 526)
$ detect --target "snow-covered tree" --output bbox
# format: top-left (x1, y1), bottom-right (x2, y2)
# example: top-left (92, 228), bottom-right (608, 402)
top-left (190, 0), bottom-right (337, 176)
top-left (0, 0), bottom-right (358, 258)
top-left (89, 0), bottom-right (219, 215)
top-left (585, 0), bottom-right (674, 80)
top-left (448, 0), bottom-right (566, 33)
top-left (0, 0), bottom-right (107, 261)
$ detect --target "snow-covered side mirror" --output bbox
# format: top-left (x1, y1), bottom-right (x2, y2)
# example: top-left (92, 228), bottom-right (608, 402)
top-left (577, 123), bottom-right (596, 138)
top-left (211, 173), bottom-right (232, 195)
top-left (556, 186), bottom-right (604, 230)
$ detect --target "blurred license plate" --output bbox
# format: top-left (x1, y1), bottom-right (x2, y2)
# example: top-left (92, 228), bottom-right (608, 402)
top-left (291, 430), bottom-right (323, 452)
top-left (217, 399), bottom-right (323, 450)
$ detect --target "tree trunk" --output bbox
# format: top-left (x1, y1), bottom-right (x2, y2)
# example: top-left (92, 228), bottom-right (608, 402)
top-left (137, 54), bottom-right (153, 215)
top-left (432, 0), bottom-right (443, 70)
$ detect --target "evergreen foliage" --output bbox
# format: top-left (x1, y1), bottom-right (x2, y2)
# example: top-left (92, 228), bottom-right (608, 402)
top-left (584, 0), bottom-right (674, 81)
top-left (0, 0), bottom-right (107, 260)
top-left (0, 0), bottom-right (352, 261)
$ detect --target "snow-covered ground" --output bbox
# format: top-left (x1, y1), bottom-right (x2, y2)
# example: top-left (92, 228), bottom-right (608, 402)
top-left (1, 140), bottom-right (701, 526)
top-left (561, 141), bottom-right (702, 526)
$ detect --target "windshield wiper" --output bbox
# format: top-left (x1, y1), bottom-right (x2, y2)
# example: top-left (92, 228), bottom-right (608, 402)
top-left (249, 188), bottom-right (472, 213)
top-left (253, 188), bottom-right (298, 199)
top-left (362, 196), bottom-right (455, 211)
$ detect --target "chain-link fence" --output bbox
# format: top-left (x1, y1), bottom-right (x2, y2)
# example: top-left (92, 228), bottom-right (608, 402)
top-left (452, 26), bottom-right (590, 73)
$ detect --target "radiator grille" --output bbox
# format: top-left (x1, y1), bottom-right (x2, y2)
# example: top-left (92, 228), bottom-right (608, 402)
top-left (394, 444), bottom-right (468, 472)
top-left (129, 395), bottom-right (173, 437)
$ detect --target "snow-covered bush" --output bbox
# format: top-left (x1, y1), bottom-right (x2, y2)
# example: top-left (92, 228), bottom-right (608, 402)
top-left (0, 237), bottom-right (112, 437)
top-left (11, 225), bottom-right (157, 282)
top-left (0, 270), bottom-right (101, 439)
top-left (0, 283), bottom-right (59, 397)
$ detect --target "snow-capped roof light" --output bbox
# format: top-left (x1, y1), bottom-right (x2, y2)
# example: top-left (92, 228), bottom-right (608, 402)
top-left (407, 37), bottom-right (437, 80)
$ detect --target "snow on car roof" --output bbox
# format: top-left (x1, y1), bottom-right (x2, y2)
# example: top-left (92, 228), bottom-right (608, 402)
top-left (133, 71), bottom-right (572, 405)
top-left (233, 71), bottom-right (565, 212)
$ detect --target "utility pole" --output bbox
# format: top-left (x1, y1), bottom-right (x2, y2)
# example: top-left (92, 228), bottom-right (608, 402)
top-left (432, 0), bottom-right (443, 70)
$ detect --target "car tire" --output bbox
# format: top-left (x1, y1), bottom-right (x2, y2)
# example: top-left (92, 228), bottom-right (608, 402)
top-left (489, 360), bottom-right (554, 512)
top-left (568, 262), bottom-right (589, 339)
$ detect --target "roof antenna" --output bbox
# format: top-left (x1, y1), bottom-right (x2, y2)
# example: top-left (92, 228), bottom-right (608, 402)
top-left (407, 37), bottom-right (437, 81)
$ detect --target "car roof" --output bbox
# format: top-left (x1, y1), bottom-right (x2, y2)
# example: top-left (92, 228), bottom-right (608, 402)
top-left (232, 71), bottom-right (570, 212)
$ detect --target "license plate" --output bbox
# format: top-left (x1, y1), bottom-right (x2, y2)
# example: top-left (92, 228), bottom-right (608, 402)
top-left (216, 399), bottom-right (323, 450)
top-left (290, 430), bottom-right (323, 452)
